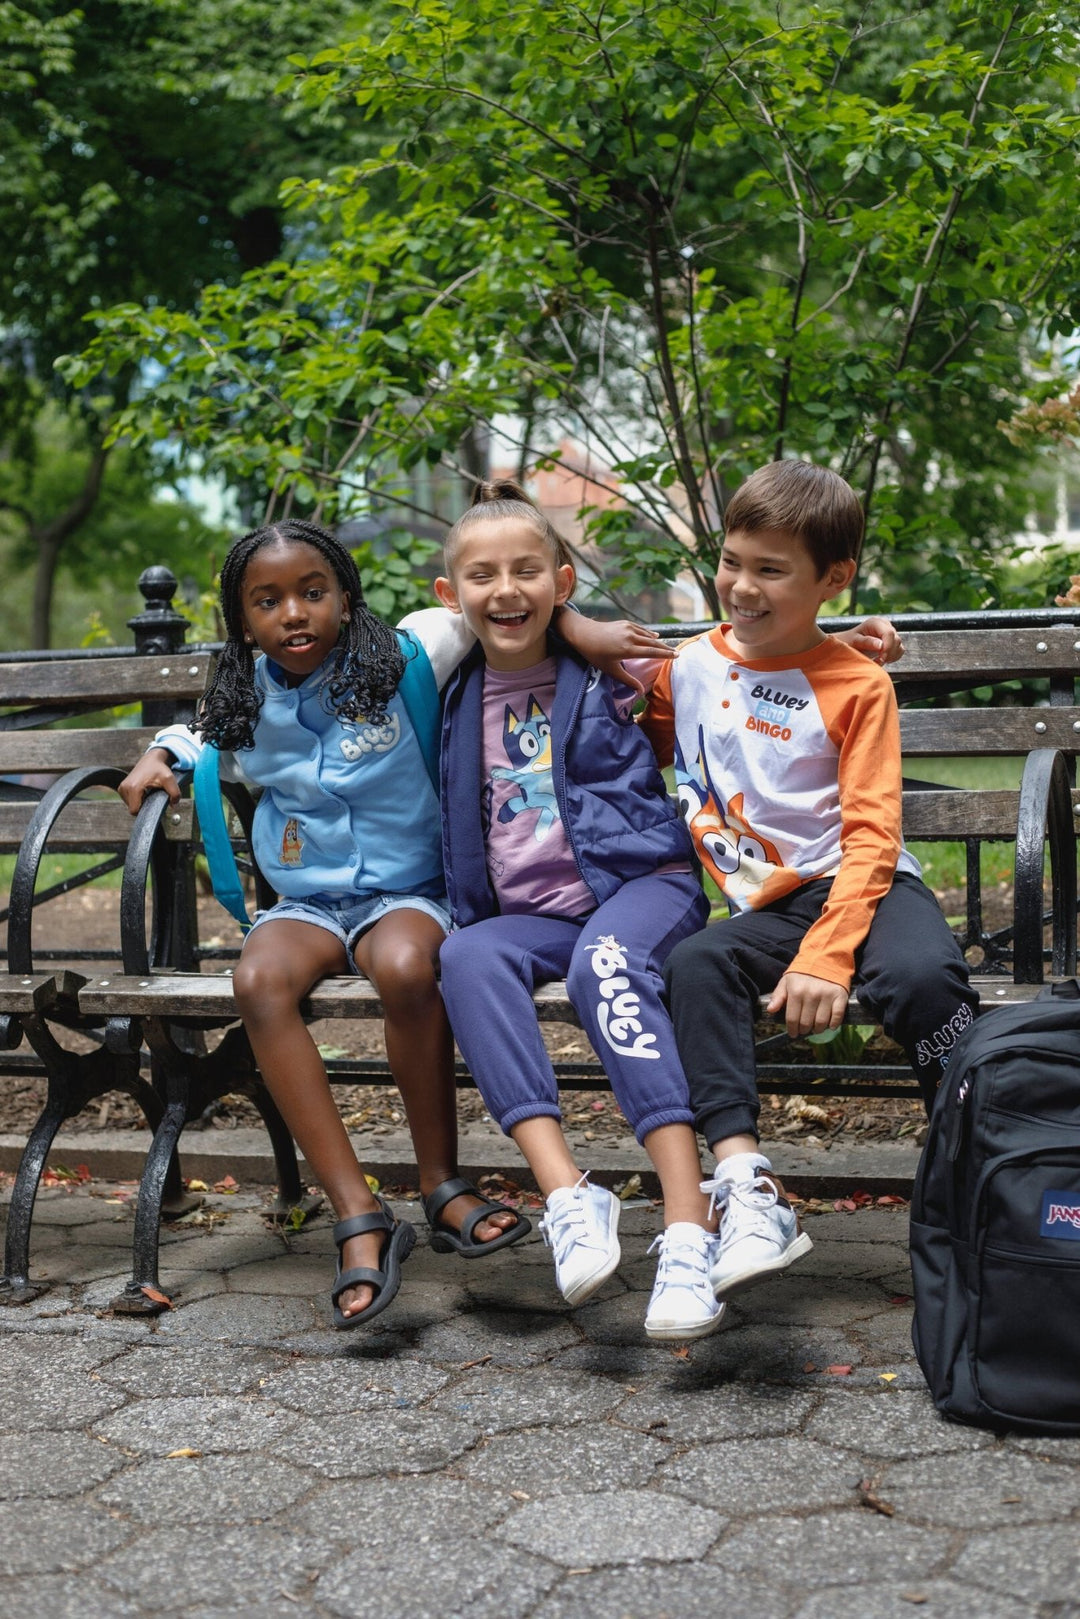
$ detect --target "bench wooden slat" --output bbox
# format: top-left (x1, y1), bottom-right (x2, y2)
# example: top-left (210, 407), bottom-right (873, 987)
top-left (899, 708), bottom-right (1080, 754)
top-left (1, 654), bottom-right (212, 706)
top-left (900, 788), bottom-right (1019, 838)
top-left (0, 728), bottom-right (159, 773)
top-left (893, 625), bottom-right (1080, 682)
top-left (72, 970), bottom-right (1053, 1027)
top-left (0, 799), bottom-right (196, 850)
top-left (0, 973), bottom-right (59, 1014)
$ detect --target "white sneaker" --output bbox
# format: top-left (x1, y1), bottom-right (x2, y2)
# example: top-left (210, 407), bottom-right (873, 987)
top-left (700, 1153), bottom-right (813, 1299)
top-left (539, 1174), bottom-right (621, 1305)
top-left (644, 1223), bottom-right (726, 1341)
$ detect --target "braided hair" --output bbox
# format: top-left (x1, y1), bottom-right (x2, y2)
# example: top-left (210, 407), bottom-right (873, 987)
top-left (195, 519), bottom-right (406, 751)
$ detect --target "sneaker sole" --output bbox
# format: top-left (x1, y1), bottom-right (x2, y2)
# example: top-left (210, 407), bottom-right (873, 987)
top-left (560, 1243), bottom-right (622, 1307)
top-left (644, 1302), bottom-right (727, 1342)
top-left (709, 1230), bottom-right (813, 1300)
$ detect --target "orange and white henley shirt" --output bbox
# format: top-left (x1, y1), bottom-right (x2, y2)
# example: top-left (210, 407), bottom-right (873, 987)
top-left (640, 625), bottom-right (921, 990)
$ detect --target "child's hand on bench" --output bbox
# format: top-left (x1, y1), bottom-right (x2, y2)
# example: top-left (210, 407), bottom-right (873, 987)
top-left (119, 748), bottom-right (182, 815)
top-left (767, 971), bottom-right (848, 1039)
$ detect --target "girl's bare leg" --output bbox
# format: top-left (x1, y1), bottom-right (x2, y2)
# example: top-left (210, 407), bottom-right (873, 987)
top-left (232, 920), bottom-right (386, 1318)
top-left (353, 909), bottom-right (517, 1243)
top-left (510, 1116), bottom-right (583, 1198)
top-left (642, 1123), bottom-right (715, 1229)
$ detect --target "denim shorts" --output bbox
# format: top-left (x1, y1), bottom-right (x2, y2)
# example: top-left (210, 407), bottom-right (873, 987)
top-left (247, 890), bottom-right (453, 973)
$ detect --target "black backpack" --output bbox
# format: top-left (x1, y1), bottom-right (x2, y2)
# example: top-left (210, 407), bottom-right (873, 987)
top-left (910, 982), bottom-right (1080, 1435)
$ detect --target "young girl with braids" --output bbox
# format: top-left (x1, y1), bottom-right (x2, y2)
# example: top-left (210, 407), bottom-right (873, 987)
top-left (120, 518), bottom-right (657, 1326)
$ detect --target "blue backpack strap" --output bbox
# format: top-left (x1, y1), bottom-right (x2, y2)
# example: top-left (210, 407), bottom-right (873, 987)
top-left (192, 743), bottom-right (253, 934)
top-left (395, 629), bottom-right (440, 795)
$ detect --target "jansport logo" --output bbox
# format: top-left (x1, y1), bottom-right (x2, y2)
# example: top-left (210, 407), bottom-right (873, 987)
top-left (1040, 1190), bottom-right (1080, 1240)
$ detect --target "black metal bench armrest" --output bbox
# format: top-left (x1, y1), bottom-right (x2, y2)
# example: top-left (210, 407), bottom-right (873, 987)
top-left (6, 765), bottom-right (127, 975)
top-left (1013, 747), bottom-right (1077, 983)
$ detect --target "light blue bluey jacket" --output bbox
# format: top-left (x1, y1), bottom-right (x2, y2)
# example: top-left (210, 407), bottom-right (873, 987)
top-left (150, 610), bottom-right (470, 901)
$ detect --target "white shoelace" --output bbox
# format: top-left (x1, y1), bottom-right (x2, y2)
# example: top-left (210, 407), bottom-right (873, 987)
top-left (647, 1230), bottom-right (712, 1290)
top-left (700, 1168), bottom-right (779, 1222)
top-left (539, 1174), bottom-right (601, 1262)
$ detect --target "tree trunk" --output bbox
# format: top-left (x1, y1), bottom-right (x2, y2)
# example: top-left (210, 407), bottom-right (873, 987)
top-left (29, 444), bottom-right (109, 648)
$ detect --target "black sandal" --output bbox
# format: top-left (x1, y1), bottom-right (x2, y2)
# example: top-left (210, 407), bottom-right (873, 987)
top-left (331, 1196), bottom-right (416, 1328)
top-left (422, 1176), bottom-right (532, 1258)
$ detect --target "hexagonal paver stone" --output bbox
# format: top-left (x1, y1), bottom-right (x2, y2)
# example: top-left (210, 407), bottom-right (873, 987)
top-left (429, 1366), bottom-right (626, 1433)
top-left (91, 1394), bottom-right (301, 1457)
top-left (96, 1343), bottom-right (281, 1397)
top-left (497, 1487), bottom-right (722, 1567)
top-left (417, 1309), bottom-right (579, 1368)
top-left (0, 1366), bottom-right (127, 1433)
top-left (0, 1431), bottom-right (127, 1498)
top-left (0, 1333), bottom-right (118, 1376)
top-left (714, 1511), bottom-right (951, 1588)
top-left (951, 1524), bottom-right (1080, 1605)
top-left (793, 1580), bottom-right (1049, 1619)
top-left (282, 1473), bottom-right (502, 1545)
top-left (793, 1579), bottom-right (1044, 1619)
top-left (680, 1320), bottom-right (865, 1382)
top-left (96, 1524), bottom-right (330, 1610)
top-left (657, 1436), bottom-right (860, 1515)
top-left (258, 1356), bottom-right (448, 1415)
top-left (0, 1574), bottom-right (145, 1619)
top-left (154, 1291), bottom-right (317, 1344)
top-left (879, 1448), bottom-right (1080, 1528)
top-left (0, 1498), bottom-right (134, 1576)
top-left (530, 1561), bottom-right (787, 1619)
top-left (274, 1409), bottom-right (481, 1479)
top-left (94, 1451), bottom-right (315, 1525)
top-left (457, 1423), bottom-right (669, 1496)
top-left (316, 1535), bottom-right (560, 1619)
top-left (617, 1383), bottom-right (816, 1443)
top-left (804, 1390), bottom-right (994, 1458)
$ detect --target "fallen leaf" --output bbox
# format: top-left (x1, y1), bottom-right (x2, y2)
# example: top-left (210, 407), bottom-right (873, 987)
top-left (166, 1447), bottom-right (202, 1459)
top-left (826, 1364), bottom-right (853, 1376)
top-left (834, 1198), bottom-right (858, 1212)
top-left (1000, 1495), bottom-right (1021, 1504)
top-left (615, 1174), bottom-right (643, 1202)
top-left (900, 1595), bottom-right (928, 1606)
top-left (672, 1346), bottom-right (691, 1361)
top-left (510, 1490), bottom-right (530, 1502)
top-left (879, 1373), bottom-right (898, 1383)
top-left (363, 1173), bottom-right (380, 1193)
top-left (140, 1285), bottom-right (173, 1309)
top-left (875, 1194), bottom-right (908, 1207)
top-left (889, 1294), bottom-right (913, 1305)
top-left (850, 1188), bottom-right (873, 1207)
top-left (213, 1174), bottom-right (239, 1194)
top-left (803, 1362), bottom-right (817, 1374)
top-left (185, 1178), bottom-right (209, 1193)
top-left (590, 1100), bottom-right (605, 1112)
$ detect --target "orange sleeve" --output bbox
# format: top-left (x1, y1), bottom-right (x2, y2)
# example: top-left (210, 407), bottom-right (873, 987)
top-left (637, 655), bottom-right (677, 769)
top-left (788, 661), bottom-right (903, 988)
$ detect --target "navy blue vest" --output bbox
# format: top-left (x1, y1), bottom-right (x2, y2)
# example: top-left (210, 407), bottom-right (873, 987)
top-left (440, 642), bottom-right (695, 927)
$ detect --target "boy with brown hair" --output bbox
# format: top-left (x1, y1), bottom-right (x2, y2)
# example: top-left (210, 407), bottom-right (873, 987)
top-left (642, 460), bottom-right (977, 1301)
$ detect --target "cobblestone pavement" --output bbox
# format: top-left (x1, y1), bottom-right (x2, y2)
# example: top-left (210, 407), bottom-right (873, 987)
top-left (2, 1183), bottom-right (1079, 1619)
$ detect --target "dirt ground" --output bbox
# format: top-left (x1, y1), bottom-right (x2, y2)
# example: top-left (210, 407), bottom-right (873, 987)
top-left (1, 878), bottom-right (1006, 1149)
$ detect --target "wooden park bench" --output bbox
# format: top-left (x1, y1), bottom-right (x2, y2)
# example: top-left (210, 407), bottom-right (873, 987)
top-left (2, 572), bottom-right (1078, 1312)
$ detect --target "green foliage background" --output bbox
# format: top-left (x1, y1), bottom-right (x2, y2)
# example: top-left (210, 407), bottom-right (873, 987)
top-left (7, 1), bottom-right (1080, 645)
